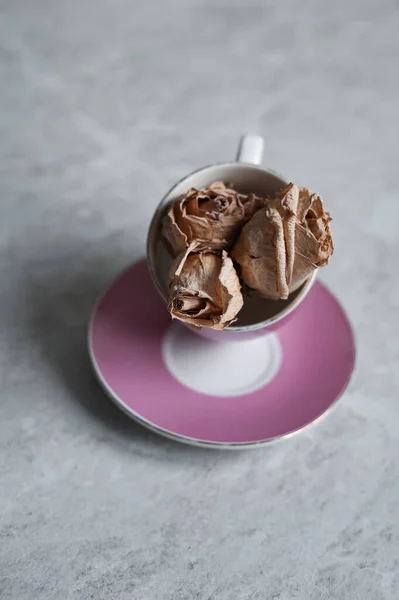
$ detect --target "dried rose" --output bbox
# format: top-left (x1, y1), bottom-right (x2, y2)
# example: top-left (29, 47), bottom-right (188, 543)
top-left (168, 243), bottom-right (243, 329)
top-left (162, 182), bottom-right (264, 256)
top-left (231, 184), bottom-right (333, 300)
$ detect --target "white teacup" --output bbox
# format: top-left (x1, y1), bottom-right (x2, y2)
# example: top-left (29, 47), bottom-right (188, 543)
top-left (147, 135), bottom-right (316, 343)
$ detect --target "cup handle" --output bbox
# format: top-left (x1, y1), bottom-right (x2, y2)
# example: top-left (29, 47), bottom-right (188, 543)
top-left (236, 135), bottom-right (264, 165)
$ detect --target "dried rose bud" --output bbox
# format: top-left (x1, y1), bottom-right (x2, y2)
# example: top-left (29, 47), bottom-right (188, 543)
top-left (168, 243), bottom-right (243, 330)
top-left (232, 184), bottom-right (333, 300)
top-left (162, 182), bottom-right (264, 256)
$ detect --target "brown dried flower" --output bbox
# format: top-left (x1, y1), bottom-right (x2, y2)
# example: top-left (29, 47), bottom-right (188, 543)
top-left (168, 242), bottom-right (243, 329)
top-left (162, 182), bottom-right (264, 256)
top-left (231, 184), bottom-right (333, 300)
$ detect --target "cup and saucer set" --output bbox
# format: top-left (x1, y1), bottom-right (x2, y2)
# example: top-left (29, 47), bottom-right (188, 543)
top-left (88, 136), bottom-right (355, 449)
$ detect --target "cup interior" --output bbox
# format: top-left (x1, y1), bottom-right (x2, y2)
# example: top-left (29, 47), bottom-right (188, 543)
top-left (147, 162), bottom-right (314, 331)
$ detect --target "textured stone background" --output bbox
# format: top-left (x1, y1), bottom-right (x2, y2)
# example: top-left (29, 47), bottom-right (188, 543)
top-left (1, 0), bottom-right (399, 598)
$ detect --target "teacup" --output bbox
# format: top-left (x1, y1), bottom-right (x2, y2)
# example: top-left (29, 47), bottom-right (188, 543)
top-left (147, 135), bottom-right (316, 342)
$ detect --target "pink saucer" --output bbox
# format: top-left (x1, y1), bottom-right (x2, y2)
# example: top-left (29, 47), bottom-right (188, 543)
top-left (88, 260), bottom-right (355, 449)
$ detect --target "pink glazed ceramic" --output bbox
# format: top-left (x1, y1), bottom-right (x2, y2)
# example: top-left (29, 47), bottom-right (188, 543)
top-left (88, 260), bottom-right (355, 448)
top-left (147, 135), bottom-right (316, 342)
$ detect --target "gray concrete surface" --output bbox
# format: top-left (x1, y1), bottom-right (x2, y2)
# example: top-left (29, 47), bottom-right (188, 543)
top-left (1, 0), bottom-right (399, 598)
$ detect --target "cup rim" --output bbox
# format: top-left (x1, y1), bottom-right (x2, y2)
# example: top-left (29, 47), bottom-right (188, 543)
top-left (146, 160), bottom-right (316, 333)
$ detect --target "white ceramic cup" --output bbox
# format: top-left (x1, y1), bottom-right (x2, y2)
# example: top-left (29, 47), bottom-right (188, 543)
top-left (147, 135), bottom-right (316, 342)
